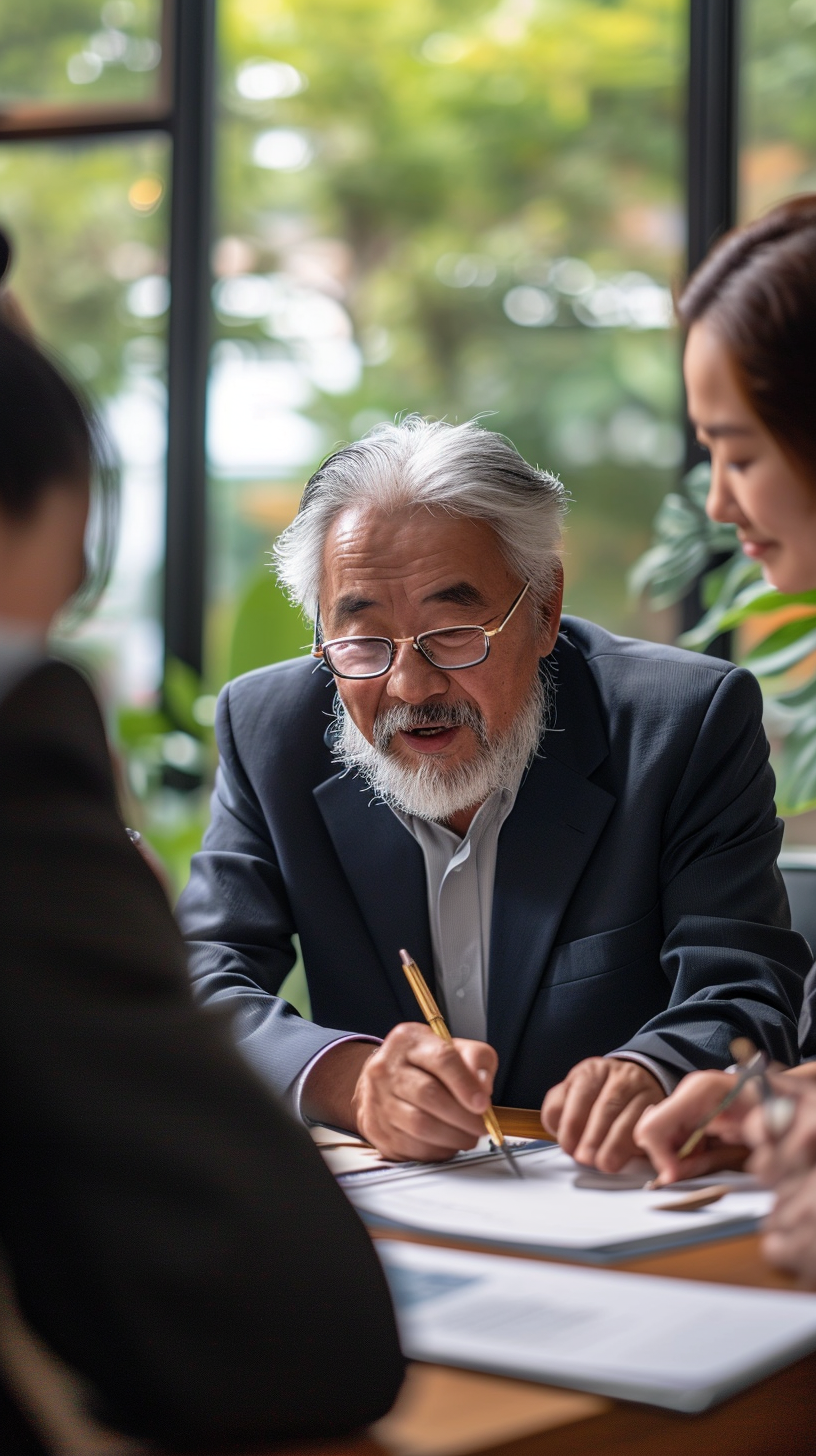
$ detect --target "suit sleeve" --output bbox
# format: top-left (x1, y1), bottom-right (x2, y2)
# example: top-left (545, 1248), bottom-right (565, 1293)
top-left (615, 665), bottom-right (811, 1076)
top-left (177, 681), bottom-right (354, 1098)
top-left (0, 662), bottom-right (403, 1451)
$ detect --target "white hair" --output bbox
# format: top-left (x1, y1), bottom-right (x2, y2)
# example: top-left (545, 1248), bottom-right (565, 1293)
top-left (273, 416), bottom-right (566, 619)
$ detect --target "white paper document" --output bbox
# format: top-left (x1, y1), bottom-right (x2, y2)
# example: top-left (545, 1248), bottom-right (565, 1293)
top-left (377, 1238), bottom-right (816, 1412)
top-left (342, 1142), bottom-right (774, 1260)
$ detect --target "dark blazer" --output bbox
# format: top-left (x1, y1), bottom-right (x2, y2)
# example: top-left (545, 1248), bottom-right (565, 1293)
top-left (0, 654), bottom-right (403, 1454)
top-left (178, 617), bottom-right (812, 1107)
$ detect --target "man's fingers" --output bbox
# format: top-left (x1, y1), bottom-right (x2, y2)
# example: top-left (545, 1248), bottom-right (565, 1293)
top-left (585, 1092), bottom-right (658, 1173)
top-left (356, 1025), bottom-right (494, 1161)
top-left (387, 1062), bottom-right (487, 1138)
top-left (554, 1063), bottom-right (610, 1155)
top-left (455, 1037), bottom-right (498, 1098)
top-left (541, 1082), bottom-right (566, 1139)
top-left (383, 1095), bottom-right (481, 1160)
top-left (573, 1079), bottom-right (642, 1167)
top-left (404, 1031), bottom-right (492, 1114)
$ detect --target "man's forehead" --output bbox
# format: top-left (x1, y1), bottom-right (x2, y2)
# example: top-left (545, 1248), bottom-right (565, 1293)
top-left (320, 506), bottom-right (505, 612)
top-left (324, 504), bottom-right (498, 568)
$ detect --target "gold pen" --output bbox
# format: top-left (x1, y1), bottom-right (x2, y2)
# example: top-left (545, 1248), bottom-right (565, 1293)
top-left (399, 948), bottom-right (522, 1178)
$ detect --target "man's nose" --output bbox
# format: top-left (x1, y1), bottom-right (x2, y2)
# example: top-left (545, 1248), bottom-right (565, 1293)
top-left (385, 641), bottom-right (449, 703)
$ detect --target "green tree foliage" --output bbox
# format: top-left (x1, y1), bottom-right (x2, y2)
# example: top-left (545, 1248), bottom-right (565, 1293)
top-left (0, 1), bottom-right (162, 107)
top-left (213, 0), bottom-right (687, 636)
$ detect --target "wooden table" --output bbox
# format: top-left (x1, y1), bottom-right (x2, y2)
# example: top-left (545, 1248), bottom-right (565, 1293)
top-left (366, 1232), bottom-right (814, 1456)
top-left (184, 1113), bottom-right (814, 1456)
top-left (338, 1110), bottom-right (814, 1456)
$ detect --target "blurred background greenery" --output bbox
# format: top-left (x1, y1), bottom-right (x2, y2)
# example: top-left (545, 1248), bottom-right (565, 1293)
top-left (2, 0), bottom-right (816, 914)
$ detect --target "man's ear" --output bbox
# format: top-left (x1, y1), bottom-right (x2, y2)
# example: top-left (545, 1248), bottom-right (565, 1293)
top-left (536, 561), bottom-right (564, 656)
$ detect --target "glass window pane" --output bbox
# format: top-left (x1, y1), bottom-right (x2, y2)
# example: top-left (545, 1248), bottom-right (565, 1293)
top-left (0, 1), bottom-right (164, 111)
top-left (209, 0), bottom-right (686, 683)
top-left (0, 135), bottom-right (170, 705)
top-left (739, 0), bottom-right (816, 222)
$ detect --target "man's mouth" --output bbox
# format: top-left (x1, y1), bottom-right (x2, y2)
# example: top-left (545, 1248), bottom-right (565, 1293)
top-left (398, 724), bottom-right (462, 753)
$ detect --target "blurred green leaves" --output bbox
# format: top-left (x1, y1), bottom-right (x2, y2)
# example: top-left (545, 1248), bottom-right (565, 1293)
top-left (228, 569), bottom-right (309, 680)
top-left (627, 463), bottom-right (740, 610)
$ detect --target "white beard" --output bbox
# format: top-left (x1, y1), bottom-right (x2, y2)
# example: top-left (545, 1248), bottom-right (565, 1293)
top-left (332, 671), bottom-right (550, 823)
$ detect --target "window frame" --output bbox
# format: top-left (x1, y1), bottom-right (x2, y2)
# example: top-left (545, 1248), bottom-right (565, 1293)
top-left (0, 0), bottom-right (740, 678)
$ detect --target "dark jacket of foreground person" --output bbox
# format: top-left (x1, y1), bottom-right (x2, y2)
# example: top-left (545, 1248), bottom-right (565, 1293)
top-left (179, 618), bottom-right (812, 1104)
top-left (0, 652), bottom-right (404, 1454)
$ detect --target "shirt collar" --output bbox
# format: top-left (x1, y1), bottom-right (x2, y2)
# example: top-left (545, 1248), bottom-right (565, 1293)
top-left (391, 778), bottom-right (520, 850)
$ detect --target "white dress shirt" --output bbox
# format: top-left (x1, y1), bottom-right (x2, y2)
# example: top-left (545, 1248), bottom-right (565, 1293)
top-left (392, 788), bottom-right (516, 1040)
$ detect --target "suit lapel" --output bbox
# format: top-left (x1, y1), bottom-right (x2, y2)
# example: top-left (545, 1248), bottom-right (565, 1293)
top-left (488, 756), bottom-right (615, 1099)
top-left (488, 631), bottom-right (616, 1099)
top-left (313, 772), bottom-right (434, 1022)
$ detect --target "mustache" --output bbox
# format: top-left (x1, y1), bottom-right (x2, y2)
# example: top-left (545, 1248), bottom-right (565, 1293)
top-left (372, 699), bottom-right (489, 753)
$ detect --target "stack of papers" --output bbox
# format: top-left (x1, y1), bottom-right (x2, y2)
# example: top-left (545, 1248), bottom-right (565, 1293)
top-left (342, 1142), bottom-right (773, 1261)
top-left (378, 1239), bottom-right (816, 1412)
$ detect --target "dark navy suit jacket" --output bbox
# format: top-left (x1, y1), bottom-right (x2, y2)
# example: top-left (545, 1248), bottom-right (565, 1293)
top-left (178, 617), bottom-right (812, 1106)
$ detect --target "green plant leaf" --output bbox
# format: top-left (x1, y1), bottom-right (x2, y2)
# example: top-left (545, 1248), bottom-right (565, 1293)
top-left (776, 677), bottom-right (816, 711)
top-left (164, 657), bottom-right (206, 738)
top-left (117, 705), bottom-right (172, 747)
top-left (228, 569), bottom-right (311, 681)
top-left (628, 540), bottom-right (710, 609)
top-left (678, 555), bottom-right (760, 649)
top-left (742, 616), bottom-right (816, 678)
top-left (775, 723), bottom-right (816, 816)
top-left (683, 461), bottom-right (712, 512)
top-left (651, 491), bottom-right (703, 542)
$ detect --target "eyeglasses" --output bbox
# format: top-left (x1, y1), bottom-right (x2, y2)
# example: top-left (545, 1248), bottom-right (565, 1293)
top-left (312, 580), bottom-right (531, 680)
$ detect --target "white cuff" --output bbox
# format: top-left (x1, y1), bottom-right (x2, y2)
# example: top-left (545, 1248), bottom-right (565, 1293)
top-left (292, 1034), bottom-right (382, 1125)
top-left (606, 1051), bottom-right (679, 1097)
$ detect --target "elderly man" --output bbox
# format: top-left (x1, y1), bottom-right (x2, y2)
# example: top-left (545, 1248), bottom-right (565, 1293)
top-left (178, 417), bottom-right (810, 1172)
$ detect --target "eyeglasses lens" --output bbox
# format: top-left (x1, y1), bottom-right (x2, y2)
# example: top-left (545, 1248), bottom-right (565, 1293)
top-left (323, 638), bottom-right (392, 677)
top-left (419, 627), bottom-right (488, 668)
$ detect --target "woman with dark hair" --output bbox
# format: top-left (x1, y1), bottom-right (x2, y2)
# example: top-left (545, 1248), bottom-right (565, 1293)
top-left (681, 193), bottom-right (816, 594)
top-left (0, 284), bottom-right (402, 1450)
top-left (635, 195), bottom-right (816, 1284)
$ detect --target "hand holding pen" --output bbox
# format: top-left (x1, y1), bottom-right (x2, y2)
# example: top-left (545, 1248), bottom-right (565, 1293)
top-left (636, 1039), bottom-right (797, 1188)
top-left (399, 949), bottom-right (522, 1177)
top-left (346, 990), bottom-right (502, 1164)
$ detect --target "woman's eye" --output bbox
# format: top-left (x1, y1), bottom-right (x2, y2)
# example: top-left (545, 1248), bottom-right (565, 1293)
top-left (727, 459), bottom-right (753, 474)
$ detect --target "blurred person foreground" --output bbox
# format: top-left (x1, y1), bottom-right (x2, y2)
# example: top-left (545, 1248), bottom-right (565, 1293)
top-left (0, 314), bottom-right (403, 1453)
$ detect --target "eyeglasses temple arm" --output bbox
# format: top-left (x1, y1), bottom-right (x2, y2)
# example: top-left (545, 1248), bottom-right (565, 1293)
top-left (486, 579), bottom-right (532, 640)
top-left (312, 604), bottom-right (324, 658)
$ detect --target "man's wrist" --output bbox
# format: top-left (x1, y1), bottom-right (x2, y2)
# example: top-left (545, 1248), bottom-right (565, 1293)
top-left (300, 1038), bottom-right (378, 1131)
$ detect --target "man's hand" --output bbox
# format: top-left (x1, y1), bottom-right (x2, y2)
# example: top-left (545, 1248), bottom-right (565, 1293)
top-left (302, 1024), bottom-right (498, 1161)
top-left (352, 1024), bottom-right (498, 1161)
top-left (633, 1070), bottom-right (754, 1187)
top-left (541, 1057), bottom-right (664, 1172)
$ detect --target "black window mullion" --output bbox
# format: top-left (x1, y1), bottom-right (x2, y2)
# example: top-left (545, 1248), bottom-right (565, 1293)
top-left (163, 0), bottom-right (217, 677)
top-left (681, 0), bottom-right (741, 649)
